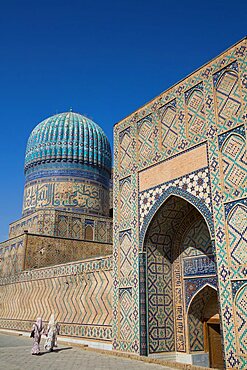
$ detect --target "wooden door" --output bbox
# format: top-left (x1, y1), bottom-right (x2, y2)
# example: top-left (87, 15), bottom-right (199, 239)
top-left (207, 323), bottom-right (224, 369)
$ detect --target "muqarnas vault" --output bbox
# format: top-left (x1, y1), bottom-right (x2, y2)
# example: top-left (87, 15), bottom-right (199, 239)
top-left (1, 38), bottom-right (247, 370)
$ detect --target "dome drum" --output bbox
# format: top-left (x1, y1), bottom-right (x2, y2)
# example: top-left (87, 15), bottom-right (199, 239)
top-left (23, 112), bottom-right (112, 217)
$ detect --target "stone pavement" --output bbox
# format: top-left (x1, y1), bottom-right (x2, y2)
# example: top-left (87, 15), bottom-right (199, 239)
top-left (0, 332), bottom-right (175, 370)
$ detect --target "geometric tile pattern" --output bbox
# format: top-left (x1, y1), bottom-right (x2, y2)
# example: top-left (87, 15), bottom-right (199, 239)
top-left (227, 202), bottom-right (247, 266)
top-left (145, 196), bottom-right (197, 353)
top-left (119, 177), bottom-right (132, 228)
top-left (214, 62), bottom-right (243, 133)
top-left (9, 210), bottom-right (56, 239)
top-left (184, 277), bottom-right (217, 309)
top-left (119, 288), bottom-right (132, 342)
top-left (9, 210), bottom-right (112, 242)
top-left (97, 221), bottom-right (108, 242)
top-left (7, 210), bottom-right (112, 245)
top-left (119, 230), bottom-right (132, 278)
top-left (119, 127), bottom-right (132, 171)
top-left (0, 318), bottom-right (112, 340)
top-left (188, 286), bottom-right (216, 352)
top-left (235, 284), bottom-right (247, 356)
top-left (57, 215), bottom-right (69, 237)
top-left (23, 233), bottom-right (112, 270)
top-left (0, 236), bottom-right (25, 277)
top-left (146, 237), bottom-right (174, 353)
top-left (71, 217), bottom-right (82, 239)
top-left (160, 99), bottom-right (178, 154)
top-left (137, 115), bottom-right (155, 165)
top-left (113, 38), bottom-right (247, 368)
top-left (139, 166), bottom-right (212, 227)
top-left (55, 210), bottom-right (112, 243)
top-left (220, 133), bottom-right (246, 201)
top-left (143, 196), bottom-right (216, 354)
top-left (185, 83), bottom-right (206, 144)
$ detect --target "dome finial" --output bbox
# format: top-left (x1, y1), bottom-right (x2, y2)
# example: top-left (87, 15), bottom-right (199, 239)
top-left (69, 107), bottom-right (73, 112)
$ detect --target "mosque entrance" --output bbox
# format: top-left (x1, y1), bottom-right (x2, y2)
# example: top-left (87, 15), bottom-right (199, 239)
top-left (188, 286), bottom-right (224, 369)
top-left (143, 195), bottom-right (223, 367)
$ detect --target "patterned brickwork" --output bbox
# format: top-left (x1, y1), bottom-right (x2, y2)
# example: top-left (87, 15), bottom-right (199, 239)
top-left (235, 284), bottom-right (247, 356)
top-left (71, 217), bottom-right (82, 239)
top-left (24, 233), bottom-right (112, 270)
top-left (218, 126), bottom-right (246, 201)
top-left (0, 256), bottom-right (112, 342)
top-left (146, 244), bottom-right (174, 353)
top-left (0, 235), bottom-right (26, 277)
top-left (137, 115), bottom-right (156, 166)
top-left (119, 127), bottom-right (132, 172)
top-left (9, 210), bottom-right (55, 238)
top-left (113, 120), bottom-right (140, 354)
top-left (188, 286), bottom-right (217, 352)
top-left (119, 177), bottom-right (132, 229)
top-left (9, 209), bottom-right (112, 244)
top-left (159, 99), bottom-right (178, 154)
top-left (226, 201), bottom-right (247, 266)
top-left (118, 288), bottom-right (132, 342)
top-left (113, 38), bottom-right (247, 368)
top-left (97, 221), bottom-right (108, 242)
top-left (54, 211), bottom-right (112, 243)
top-left (214, 62), bottom-right (243, 133)
top-left (143, 195), bottom-right (216, 354)
top-left (139, 165), bottom-right (212, 230)
top-left (119, 230), bottom-right (132, 279)
top-left (144, 196), bottom-right (192, 353)
top-left (185, 83), bottom-right (206, 143)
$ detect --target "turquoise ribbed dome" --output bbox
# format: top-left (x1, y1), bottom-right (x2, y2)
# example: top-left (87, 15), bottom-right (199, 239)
top-left (24, 112), bottom-right (111, 174)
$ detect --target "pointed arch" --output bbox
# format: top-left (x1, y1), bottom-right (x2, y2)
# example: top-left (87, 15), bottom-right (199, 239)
top-left (219, 133), bottom-right (246, 195)
top-left (140, 186), bottom-right (214, 252)
top-left (187, 283), bottom-right (217, 313)
top-left (188, 284), bottom-right (218, 352)
top-left (227, 203), bottom-right (247, 266)
top-left (215, 69), bottom-right (238, 91)
top-left (142, 192), bottom-right (216, 355)
top-left (214, 66), bottom-right (242, 131)
top-left (85, 224), bottom-right (94, 241)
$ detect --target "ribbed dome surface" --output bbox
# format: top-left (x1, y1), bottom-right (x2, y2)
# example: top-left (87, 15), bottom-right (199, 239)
top-left (24, 112), bottom-right (111, 174)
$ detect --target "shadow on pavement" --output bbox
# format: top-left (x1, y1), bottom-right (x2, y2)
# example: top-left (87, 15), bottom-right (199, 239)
top-left (39, 347), bottom-right (72, 355)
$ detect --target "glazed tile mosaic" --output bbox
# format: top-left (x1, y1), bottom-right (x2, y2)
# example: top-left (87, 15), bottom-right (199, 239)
top-left (0, 111), bottom-right (113, 346)
top-left (139, 165), bottom-right (212, 227)
top-left (113, 38), bottom-right (247, 369)
top-left (0, 37), bottom-right (246, 370)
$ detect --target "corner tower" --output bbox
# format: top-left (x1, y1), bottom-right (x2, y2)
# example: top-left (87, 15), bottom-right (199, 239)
top-left (23, 111), bottom-right (112, 216)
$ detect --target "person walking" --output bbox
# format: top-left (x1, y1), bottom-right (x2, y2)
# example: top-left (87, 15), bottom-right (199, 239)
top-left (44, 314), bottom-right (59, 352)
top-left (31, 317), bottom-right (44, 355)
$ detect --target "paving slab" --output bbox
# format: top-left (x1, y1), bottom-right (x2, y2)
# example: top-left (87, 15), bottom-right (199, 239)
top-left (0, 333), bottom-right (175, 370)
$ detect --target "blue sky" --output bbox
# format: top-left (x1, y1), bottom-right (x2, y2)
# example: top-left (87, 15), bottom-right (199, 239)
top-left (0, 0), bottom-right (246, 241)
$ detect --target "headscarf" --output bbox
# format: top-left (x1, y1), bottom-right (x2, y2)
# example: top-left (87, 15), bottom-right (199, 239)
top-left (48, 314), bottom-right (56, 330)
top-left (36, 317), bottom-right (43, 331)
top-left (48, 314), bottom-right (55, 325)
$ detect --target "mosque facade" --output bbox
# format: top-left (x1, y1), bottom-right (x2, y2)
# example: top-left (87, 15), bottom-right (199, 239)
top-left (0, 38), bottom-right (247, 369)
